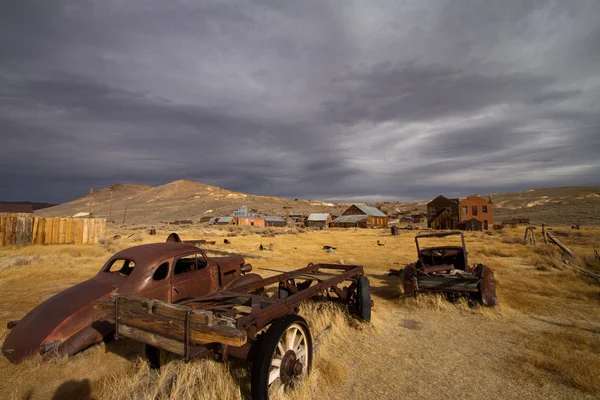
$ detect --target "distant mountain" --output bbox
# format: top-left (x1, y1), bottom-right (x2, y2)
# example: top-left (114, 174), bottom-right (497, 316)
top-left (0, 201), bottom-right (57, 211)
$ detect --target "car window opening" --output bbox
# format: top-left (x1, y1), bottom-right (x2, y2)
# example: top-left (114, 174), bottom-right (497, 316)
top-left (105, 259), bottom-right (136, 277)
top-left (153, 262), bottom-right (170, 281)
top-left (174, 254), bottom-right (208, 275)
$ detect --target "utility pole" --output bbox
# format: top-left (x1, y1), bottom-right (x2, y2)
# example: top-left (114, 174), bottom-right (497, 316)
top-left (122, 204), bottom-right (128, 224)
top-left (108, 187), bottom-right (114, 222)
top-left (89, 188), bottom-right (94, 217)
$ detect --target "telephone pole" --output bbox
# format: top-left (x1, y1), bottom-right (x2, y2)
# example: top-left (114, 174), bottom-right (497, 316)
top-left (88, 188), bottom-right (94, 217)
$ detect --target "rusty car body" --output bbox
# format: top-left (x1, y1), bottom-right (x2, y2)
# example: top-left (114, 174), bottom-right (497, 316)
top-left (402, 231), bottom-right (498, 306)
top-left (2, 242), bottom-right (261, 364)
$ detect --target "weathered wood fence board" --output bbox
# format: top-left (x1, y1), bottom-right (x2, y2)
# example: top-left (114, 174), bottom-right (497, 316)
top-left (0, 214), bottom-right (106, 246)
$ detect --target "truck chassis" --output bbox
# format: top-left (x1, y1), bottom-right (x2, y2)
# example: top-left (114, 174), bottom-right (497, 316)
top-left (96, 263), bottom-right (371, 399)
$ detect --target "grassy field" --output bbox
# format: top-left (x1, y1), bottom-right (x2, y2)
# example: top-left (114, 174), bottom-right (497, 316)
top-left (1, 226), bottom-right (600, 399)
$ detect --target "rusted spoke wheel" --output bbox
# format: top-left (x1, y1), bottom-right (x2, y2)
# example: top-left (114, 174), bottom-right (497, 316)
top-left (251, 315), bottom-right (312, 399)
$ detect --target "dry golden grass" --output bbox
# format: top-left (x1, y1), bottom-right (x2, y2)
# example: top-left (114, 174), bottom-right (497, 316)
top-left (1, 226), bottom-right (600, 399)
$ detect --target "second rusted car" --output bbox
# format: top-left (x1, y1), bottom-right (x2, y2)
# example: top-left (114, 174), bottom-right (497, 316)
top-left (2, 241), bottom-right (261, 364)
top-left (401, 231), bottom-right (498, 306)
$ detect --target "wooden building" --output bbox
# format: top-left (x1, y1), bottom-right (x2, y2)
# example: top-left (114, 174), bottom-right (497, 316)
top-left (306, 213), bottom-right (332, 229)
top-left (235, 216), bottom-right (265, 227)
top-left (330, 205), bottom-right (388, 228)
top-left (427, 196), bottom-right (460, 230)
top-left (260, 215), bottom-right (286, 227)
top-left (215, 216), bottom-right (236, 225)
top-left (460, 195), bottom-right (493, 231)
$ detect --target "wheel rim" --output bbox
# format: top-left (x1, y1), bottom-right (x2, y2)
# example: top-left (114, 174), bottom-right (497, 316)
top-left (268, 322), bottom-right (309, 394)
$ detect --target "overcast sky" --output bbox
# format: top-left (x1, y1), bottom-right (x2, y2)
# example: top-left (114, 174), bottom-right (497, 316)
top-left (1, 1), bottom-right (599, 203)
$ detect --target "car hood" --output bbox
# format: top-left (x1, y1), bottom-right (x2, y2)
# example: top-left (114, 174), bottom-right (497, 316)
top-left (2, 277), bottom-right (116, 363)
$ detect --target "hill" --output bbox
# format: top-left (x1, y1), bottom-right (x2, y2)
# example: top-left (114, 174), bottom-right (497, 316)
top-left (35, 180), bottom-right (349, 224)
top-left (35, 181), bottom-right (600, 226)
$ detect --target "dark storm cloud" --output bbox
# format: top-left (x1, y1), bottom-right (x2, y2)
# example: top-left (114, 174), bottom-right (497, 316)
top-left (0, 0), bottom-right (599, 203)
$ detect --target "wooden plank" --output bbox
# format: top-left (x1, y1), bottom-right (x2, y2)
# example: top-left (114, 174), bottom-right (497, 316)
top-left (52, 217), bottom-right (60, 244)
top-left (95, 296), bottom-right (247, 347)
top-left (72, 219), bottom-right (79, 244)
top-left (36, 218), bottom-right (45, 245)
top-left (24, 217), bottom-right (33, 244)
top-left (9, 216), bottom-right (17, 245)
top-left (117, 324), bottom-right (185, 356)
top-left (65, 218), bottom-right (72, 244)
top-left (58, 218), bottom-right (66, 244)
top-left (0, 216), bottom-right (5, 247)
top-left (32, 217), bottom-right (39, 244)
top-left (82, 219), bottom-right (89, 244)
top-left (89, 218), bottom-right (97, 244)
top-left (546, 232), bottom-right (576, 258)
top-left (76, 219), bottom-right (84, 245)
top-left (44, 218), bottom-right (52, 245)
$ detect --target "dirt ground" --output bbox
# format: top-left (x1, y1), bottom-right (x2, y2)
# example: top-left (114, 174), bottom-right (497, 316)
top-left (1, 226), bottom-right (599, 399)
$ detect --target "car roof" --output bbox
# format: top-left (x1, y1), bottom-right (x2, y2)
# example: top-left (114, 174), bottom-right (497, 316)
top-left (111, 242), bottom-right (201, 266)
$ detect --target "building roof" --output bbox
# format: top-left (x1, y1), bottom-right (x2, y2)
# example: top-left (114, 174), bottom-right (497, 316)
top-left (428, 195), bottom-right (460, 206)
top-left (0, 203), bottom-right (34, 213)
top-left (352, 204), bottom-right (387, 217)
top-left (259, 215), bottom-right (286, 222)
top-left (332, 215), bottom-right (369, 223)
top-left (218, 216), bottom-right (233, 223)
top-left (289, 212), bottom-right (303, 217)
top-left (307, 213), bottom-right (330, 221)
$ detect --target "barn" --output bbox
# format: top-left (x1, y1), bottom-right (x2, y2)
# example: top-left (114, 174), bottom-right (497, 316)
top-left (306, 213), bottom-right (332, 229)
top-left (330, 205), bottom-right (388, 228)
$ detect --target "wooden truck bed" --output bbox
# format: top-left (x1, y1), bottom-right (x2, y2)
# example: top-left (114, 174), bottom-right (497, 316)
top-left (96, 263), bottom-right (366, 361)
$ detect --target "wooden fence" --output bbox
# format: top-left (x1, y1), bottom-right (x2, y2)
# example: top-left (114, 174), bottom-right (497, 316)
top-left (0, 214), bottom-right (106, 246)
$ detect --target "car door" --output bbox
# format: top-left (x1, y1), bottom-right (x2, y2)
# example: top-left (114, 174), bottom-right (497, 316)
top-left (170, 252), bottom-right (218, 302)
top-left (137, 260), bottom-right (173, 302)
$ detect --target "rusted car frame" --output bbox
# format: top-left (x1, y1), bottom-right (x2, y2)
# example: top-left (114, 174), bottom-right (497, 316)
top-left (96, 263), bottom-right (371, 399)
top-left (2, 242), bottom-right (260, 364)
top-left (403, 231), bottom-right (497, 306)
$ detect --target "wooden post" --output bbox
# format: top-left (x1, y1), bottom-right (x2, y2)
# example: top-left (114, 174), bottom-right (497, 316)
top-left (108, 188), bottom-right (114, 222)
top-left (122, 205), bottom-right (128, 224)
top-left (542, 223), bottom-right (548, 244)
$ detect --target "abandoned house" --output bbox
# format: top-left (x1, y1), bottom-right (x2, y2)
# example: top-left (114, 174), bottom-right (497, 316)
top-left (235, 216), bottom-right (266, 227)
top-left (215, 216), bottom-right (236, 225)
top-left (427, 195), bottom-right (460, 230)
top-left (260, 215), bottom-right (286, 227)
top-left (306, 213), bottom-right (332, 229)
top-left (330, 204), bottom-right (388, 229)
top-left (459, 195), bottom-right (493, 231)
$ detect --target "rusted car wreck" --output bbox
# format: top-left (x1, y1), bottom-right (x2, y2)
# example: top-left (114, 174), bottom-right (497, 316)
top-left (95, 263), bottom-right (371, 399)
top-left (400, 231), bottom-right (498, 306)
top-left (2, 242), bottom-right (262, 364)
